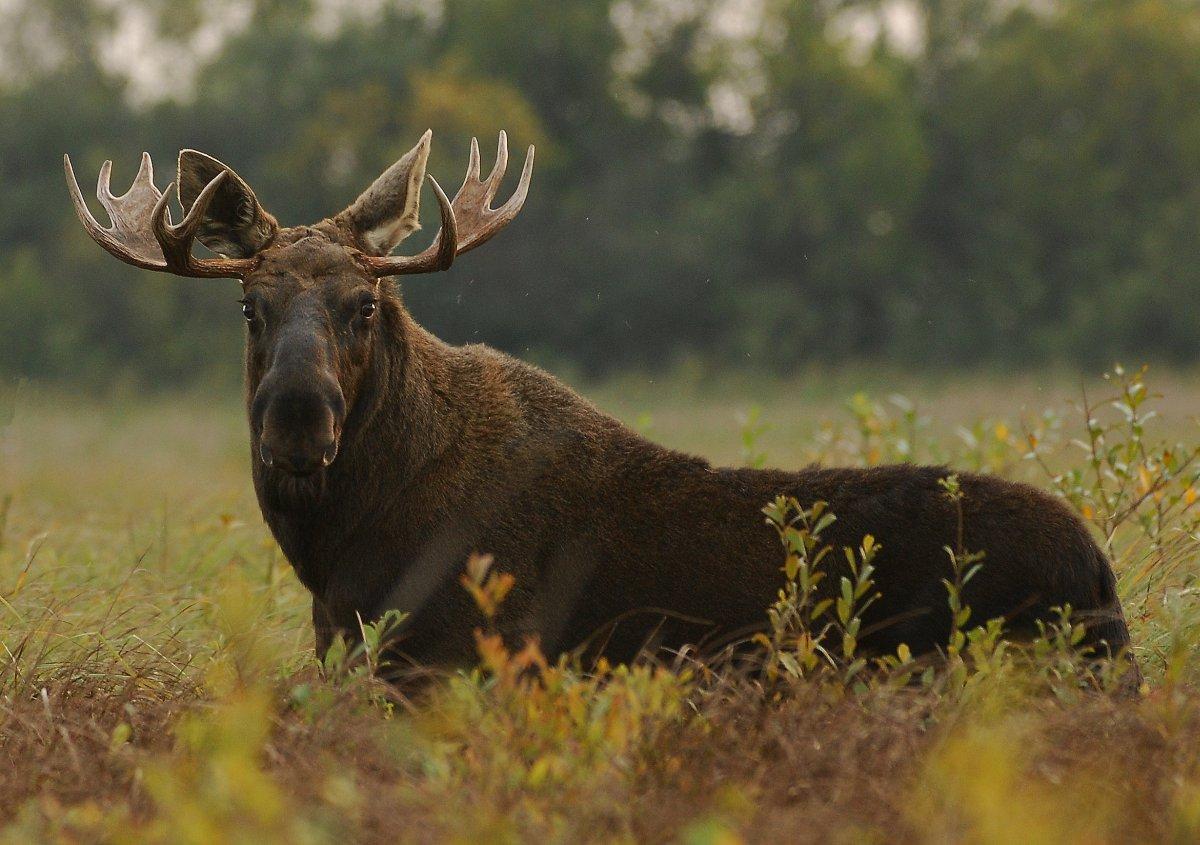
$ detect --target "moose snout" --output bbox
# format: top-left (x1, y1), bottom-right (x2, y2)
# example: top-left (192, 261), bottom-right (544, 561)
top-left (253, 381), bottom-right (345, 477)
top-left (258, 436), bottom-right (338, 476)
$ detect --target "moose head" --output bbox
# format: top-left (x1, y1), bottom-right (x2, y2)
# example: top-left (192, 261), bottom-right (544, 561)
top-left (65, 133), bottom-right (533, 480)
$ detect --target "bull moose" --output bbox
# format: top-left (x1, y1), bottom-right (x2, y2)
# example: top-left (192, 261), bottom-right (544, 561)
top-left (64, 132), bottom-right (1137, 681)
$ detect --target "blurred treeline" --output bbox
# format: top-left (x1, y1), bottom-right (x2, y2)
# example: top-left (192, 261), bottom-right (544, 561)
top-left (2, 0), bottom-right (1199, 388)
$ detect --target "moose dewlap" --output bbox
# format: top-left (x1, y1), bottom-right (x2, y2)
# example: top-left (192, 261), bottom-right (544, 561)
top-left (64, 132), bottom-right (1137, 681)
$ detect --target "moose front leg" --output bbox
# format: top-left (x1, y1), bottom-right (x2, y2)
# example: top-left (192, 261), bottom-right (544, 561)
top-left (311, 595), bottom-right (341, 661)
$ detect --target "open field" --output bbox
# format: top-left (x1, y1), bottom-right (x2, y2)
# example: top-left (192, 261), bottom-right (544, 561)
top-left (2, 366), bottom-right (1200, 843)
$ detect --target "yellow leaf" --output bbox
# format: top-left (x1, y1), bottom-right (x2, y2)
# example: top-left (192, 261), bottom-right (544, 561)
top-left (464, 552), bottom-right (494, 586)
top-left (1185, 486), bottom-right (1197, 506)
top-left (485, 571), bottom-right (516, 610)
top-left (994, 422), bottom-right (1009, 441)
top-left (527, 756), bottom-right (553, 787)
top-left (512, 635), bottom-right (548, 674)
top-left (473, 629), bottom-right (509, 676)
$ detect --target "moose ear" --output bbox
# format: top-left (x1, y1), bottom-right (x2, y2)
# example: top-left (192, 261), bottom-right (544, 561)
top-left (177, 150), bottom-right (278, 258)
top-left (339, 130), bottom-right (432, 256)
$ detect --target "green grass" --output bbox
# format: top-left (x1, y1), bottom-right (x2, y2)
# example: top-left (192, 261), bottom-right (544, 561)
top-left (1, 366), bottom-right (1199, 843)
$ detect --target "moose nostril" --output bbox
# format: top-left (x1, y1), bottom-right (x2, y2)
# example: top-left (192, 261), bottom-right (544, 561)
top-left (321, 441), bottom-right (339, 467)
top-left (259, 442), bottom-right (275, 467)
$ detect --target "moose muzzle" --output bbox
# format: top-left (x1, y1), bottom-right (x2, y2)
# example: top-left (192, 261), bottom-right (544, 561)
top-left (252, 335), bottom-right (346, 477)
top-left (255, 384), bottom-right (344, 475)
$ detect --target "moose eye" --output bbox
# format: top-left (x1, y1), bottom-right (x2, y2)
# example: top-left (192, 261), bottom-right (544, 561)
top-left (359, 301), bottom-right (377, 319)
top-left (240, 300), bottom-right (256, 322)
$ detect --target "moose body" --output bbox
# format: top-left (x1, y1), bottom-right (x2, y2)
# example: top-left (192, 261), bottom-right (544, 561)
top-left (260, 298), bottom-right (1128, 667)
top-left (65, 132), bottom-right (1135, 675)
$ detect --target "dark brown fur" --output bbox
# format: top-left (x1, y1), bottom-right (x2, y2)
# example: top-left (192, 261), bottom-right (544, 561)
top-left (67, 139), bottom-right (1137, 679)
top-left (241, 233), bottom-right (1136, 678)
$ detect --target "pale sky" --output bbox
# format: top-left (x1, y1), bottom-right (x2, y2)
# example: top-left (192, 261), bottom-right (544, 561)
top-left (4, 0), bottom-right (924, 115)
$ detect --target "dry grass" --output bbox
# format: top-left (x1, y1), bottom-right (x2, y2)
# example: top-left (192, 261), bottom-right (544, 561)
top-left (1, 366), bottom-right (1199, 843)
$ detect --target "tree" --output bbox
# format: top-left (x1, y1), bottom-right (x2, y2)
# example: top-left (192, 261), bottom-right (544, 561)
top-left (911, 0), bottom-right (1200, 364)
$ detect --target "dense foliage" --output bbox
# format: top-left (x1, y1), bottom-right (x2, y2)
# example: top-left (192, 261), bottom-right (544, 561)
top-left (3, 0), bottom-right (1200, 386)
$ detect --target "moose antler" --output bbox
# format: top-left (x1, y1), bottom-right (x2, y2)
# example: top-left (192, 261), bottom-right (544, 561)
top-left (363, 131), bottom-right (535, 277)
top-left (64, 152), bottom-right (257, 279)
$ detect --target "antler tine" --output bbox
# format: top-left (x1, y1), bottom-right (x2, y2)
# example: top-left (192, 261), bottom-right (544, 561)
top-left (451, 134), bottom-right (535, 255)
top-left (362, 132), bottom-right (533, 277)
top-left (65, 153), bottom-right (166, 272)
top-left (498, 143), bottom-right (535, 219)
top-left (64, 153), bottom-right (255, 279)
top-left (425, 175), bottom-right (459, 272)
top-left (467, 136), bottom-right (482, 184)
top-left (151, 173), bottom-right (227, 271)
top-left (482, 131), bottom-right (509, 204)
top-left (124, 152), bottom-right (155, 199)
top-left (97, 159), bottom-right (114, 203)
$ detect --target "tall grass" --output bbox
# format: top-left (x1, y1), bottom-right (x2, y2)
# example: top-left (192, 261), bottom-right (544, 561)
top-left (1, 368), bottom-right (1198, 843)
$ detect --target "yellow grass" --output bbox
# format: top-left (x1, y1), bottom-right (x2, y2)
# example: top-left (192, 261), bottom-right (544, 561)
top-left (1, 366), bottom-right (1199, 843)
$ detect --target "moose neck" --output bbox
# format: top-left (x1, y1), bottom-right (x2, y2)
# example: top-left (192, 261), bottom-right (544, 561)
top-left (250, 298), bottom-right (461, 529)
top-left (342, 301), bottom-right (460, 491)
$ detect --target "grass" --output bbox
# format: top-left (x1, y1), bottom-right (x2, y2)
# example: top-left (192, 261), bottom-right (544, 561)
top-left (1, 365), bottom-right (1199, 843)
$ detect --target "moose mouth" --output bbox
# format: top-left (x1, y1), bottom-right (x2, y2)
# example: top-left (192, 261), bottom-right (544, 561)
top-left (254, 430), bottom-right (339, 512)
top-left (258, 439), bottom-right (339, 477)
top-left (261, 457), bottom-right (330, 511)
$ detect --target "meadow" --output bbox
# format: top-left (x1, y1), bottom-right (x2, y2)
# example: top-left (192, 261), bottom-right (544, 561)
top-left (2, 365), bottom-right (1199, 843)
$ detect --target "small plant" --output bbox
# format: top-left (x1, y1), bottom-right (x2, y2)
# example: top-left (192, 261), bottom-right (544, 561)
top-left (756, 496), bottom-right (837, 679)
top-left (460, 552), bottom-right (516, 625)
top-left (737, 405), bottom-right (770, 469)
top-left (1030, 604), bottom-right (1088, 693)
top-left (835, 533), bottom-right (883, 690)
top-left (846, 392), bottom-right (929, 466)
top-left (1022, 364), bottom-right (1200, 682)
top-left (0, 378), bottom-right (21, 552)
top-left (757, 496), bottom-right (882, 688)
top-left (938, 474), bottom-right (988, 659)
top-left (955, 418), bottom-right (1020, 474)
top-left (321, 608), bottom-right (409, 683)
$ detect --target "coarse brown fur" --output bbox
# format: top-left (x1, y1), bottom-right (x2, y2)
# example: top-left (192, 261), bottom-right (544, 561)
top-left (70, 138), bottom-right (1139, 682)
top-left (242, 233), bottom-right (1136, 680)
